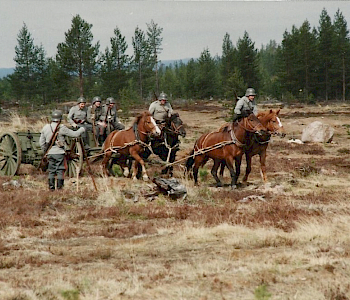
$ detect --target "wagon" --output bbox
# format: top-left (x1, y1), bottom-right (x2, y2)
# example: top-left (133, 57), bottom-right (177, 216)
top-left (0, 130), bottom-right (100, 177)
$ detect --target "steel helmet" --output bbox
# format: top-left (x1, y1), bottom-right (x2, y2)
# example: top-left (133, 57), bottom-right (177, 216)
top-left (245, 88), bottom-right (256, 97)
top-left (92, 96), bottom-right (101, 104)
top-left (51, 110), bottom-right (63, 122)
top-left (77, 97), bottom-right (86, 103)
top-left (159, 92), bottom-right (168, 101)
top-left (106, 97), bottom-right (116, 104)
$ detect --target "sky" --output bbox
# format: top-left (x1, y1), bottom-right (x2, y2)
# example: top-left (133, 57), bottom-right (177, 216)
top-left (0, 1), bottom-right (349, 68)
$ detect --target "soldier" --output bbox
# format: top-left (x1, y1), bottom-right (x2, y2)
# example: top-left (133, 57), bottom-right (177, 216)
top-left (87, 96), bottom-right (105, 146)
top-left (149, 92), bottom-right (173, 124)
top-left (39, 110), bottom-right (85, 191)
top-left (233, 88), bottom-right (258, 122)
top-left (67, 97), bottom-right (92, 150)
top-left (102, 97), bottom-right (125, 137)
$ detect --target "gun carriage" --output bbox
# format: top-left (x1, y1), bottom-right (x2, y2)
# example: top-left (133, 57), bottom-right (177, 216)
top-left (0, 130), bottom-right (100, 177)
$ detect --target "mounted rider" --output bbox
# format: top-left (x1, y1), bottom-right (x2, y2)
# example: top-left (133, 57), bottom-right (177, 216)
top-left (87, 96), bottom-right (105, 146)
top-left (39, 110), bottom-right (85, 191)
top-left (67, 97), bottom-right (92, 150)
top-left (101, 97), bottom-right (125, 137)
top-left (233, 88), bottom-right (258, 122)
top-left (149, 92), bottom-right (173, 126)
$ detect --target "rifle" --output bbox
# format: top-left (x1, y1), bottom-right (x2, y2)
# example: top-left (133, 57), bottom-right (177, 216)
top-left (38, 120), bottom-right (61, 170)
top-left (104, 105), bottom-right (112, 135)
top-left (90, 106), bottom-right (99, 147)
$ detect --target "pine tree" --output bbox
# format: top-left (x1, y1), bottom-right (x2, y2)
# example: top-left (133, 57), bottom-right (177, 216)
top-left (12, 23), bottom-right (46, 101)
top-left (56, 14), bottom-right (100, 97)
top-left (146, 20), bottom-right (163, 94)
top-left (195, 48), bottom-right (218, 99)
top-left (258, 40), bottom-right (280, 98)
top-left (317, 8), bottom-right (335, 101)
top-left (221, 33), bottom-right (236, 98)
top-left (235, 31), bottom-right (260, 90)
top-left (132, 26), bottom-right (152, 101)
top-left (100, 26), bottom-right (130, 98)
top-left (333, 9), bottom-right (350, 100)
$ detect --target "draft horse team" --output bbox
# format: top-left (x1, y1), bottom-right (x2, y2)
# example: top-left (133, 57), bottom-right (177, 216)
top-left (100, 109), bottom-right (283, 189)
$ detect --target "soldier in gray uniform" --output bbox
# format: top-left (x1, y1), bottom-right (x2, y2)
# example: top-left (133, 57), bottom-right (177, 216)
top-left (233, 88), bottom-right (258, 122)
top-left (39, 110), bottom-right (85, 191)
top-left (67, 97), bottom-right (92, 149)
top-left (102, 97), bottom-right (125, 137)
top-left (149, 92), bottom-right (173, 124)
top-left (87, 96), bottom-right (105, 146)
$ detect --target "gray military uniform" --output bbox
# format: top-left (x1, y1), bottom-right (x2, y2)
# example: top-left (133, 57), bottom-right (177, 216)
top-left (39, 122), bottom-right (85, 180)
top-left (68, 105), bottom-right (88, 125)
top-left (67, 105), bottom-right (92, 146)
top-left (234, 96), bottom-right (257, 116)
top-left (87, 105), bottom-right (104, 124)
top-left (102, 105), bottom-right (125, 133)
top-left (149, 100), bottom-right (173, 122)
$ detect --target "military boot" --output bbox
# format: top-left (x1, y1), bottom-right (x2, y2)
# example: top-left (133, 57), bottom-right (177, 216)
top-left (48, 178), bottom-right (55, 191)
top-left (57, 179), bottom-right (64, 190)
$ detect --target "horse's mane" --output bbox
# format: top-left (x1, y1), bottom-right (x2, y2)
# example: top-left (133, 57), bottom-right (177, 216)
top-left (133, 111), bottom-right (151, 125)
top-left (218, 123), bottom-right (231, 132)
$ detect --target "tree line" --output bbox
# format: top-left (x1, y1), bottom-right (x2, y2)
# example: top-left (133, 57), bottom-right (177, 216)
top-left (0, 8), bottom-right (349, 108)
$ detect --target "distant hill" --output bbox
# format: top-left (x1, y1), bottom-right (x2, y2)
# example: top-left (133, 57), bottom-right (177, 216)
top-left (160, 58), bottom-right (193, 67)
top-left (0, 68), bottom-right (14, 78)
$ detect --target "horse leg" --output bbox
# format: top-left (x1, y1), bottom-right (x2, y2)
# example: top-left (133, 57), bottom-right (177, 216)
top-left (193, 155), bottom-right (206, 186)
top-left (131, 153), bottom-right (149, 181)
top-left (242, 153), bottom-right (252, 183)
top-left (225, 156), bottom-right (238, 189)
top-left (102, 152), bottom-right (113, 176)
top-left (211, 159), bottom-right (223, 187)
top-left (219, 160), bottom-right (226, 178)
top-left (259, 150), bottom-right (267, 182)
top-left (235, 156), bottom-right (242, 185)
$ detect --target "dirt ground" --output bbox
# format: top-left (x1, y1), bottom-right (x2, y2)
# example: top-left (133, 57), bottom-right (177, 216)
top-left (1, 101), bottom-right (350, 300)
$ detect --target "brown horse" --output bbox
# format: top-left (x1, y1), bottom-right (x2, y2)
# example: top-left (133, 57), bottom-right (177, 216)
top-left (219, 109), bottom-right (285, 183)
top-left (185, 113), bottom-right (267, 188)
top-left (101, 111), bottom-right (161, 180)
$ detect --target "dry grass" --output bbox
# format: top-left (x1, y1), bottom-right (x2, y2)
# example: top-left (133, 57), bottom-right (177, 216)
top-left (1, 102), bottom-right (350, 299)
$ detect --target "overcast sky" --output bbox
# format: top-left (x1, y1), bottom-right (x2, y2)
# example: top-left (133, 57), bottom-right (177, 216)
top-left (0, 1), bottom-right (349, 68)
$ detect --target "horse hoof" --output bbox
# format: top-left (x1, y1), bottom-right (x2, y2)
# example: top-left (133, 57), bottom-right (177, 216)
top-left (231, 185), bottom-right (237, 190)
top-left (132, 176), bottom-right (137, 181)
top-left (123, 168), bottom-right (129, 177)
top-left (143, 175), bottom-right (149, 181)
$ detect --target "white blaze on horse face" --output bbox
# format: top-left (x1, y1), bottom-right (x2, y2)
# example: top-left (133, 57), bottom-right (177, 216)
top-left (151, 117), bottom-right (161, 135)
top-left (276, 117), bottom-right (283, 128)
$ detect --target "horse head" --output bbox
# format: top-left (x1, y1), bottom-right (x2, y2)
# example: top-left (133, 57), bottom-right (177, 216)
top-left (241, 113), bottom-right (267, 136)
top-left (258, 109), bottom-right (285, 137)
top-left (165, 112), bottom-right (186, 138)
top-left (137, 111), bottom-right (161, 137)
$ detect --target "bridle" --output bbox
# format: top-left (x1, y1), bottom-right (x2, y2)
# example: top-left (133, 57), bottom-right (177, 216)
top-left (236, 116), bottom-right (266, 134)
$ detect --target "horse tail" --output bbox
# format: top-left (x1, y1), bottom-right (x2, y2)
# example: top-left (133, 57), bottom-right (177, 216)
top-left (185, 149), bottom-right (195, 172)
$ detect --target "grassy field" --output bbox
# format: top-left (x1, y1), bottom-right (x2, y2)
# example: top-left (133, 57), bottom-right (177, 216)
top-left (1, 101), bottom-right (350, 300)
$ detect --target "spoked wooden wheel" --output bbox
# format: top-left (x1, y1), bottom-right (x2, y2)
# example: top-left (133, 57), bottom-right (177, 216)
top-left (0, 132), bottom-right (22, 176)
top-left (65, 140), bottom-right (83, 178)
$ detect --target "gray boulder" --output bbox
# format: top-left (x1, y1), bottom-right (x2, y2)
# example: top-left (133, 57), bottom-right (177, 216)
top-left (301, 121), bottom-right (334, 143)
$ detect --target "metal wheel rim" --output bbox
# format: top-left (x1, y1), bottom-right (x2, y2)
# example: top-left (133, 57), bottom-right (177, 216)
top-left (0, 132), bottom-right (22, 176)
